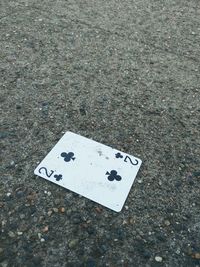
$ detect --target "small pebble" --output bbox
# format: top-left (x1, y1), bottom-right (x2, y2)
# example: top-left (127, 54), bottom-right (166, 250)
top-left (2, 220), bottom-right (6, 226)
top-left (193, 253), bottom-right (200, 259)
top-left (53, 208), bottom-right (58, 213)
top-left (47, 210), bottom-right (53, 216)
top-left (164, 220), bottom-right (170, 226)
top-left (95, 207), bottom-right (102, 213)
top-left (59, 207), bottom-right (65, 213)
top-left (137, 179), bottom-right (142, 184)
top-left (40, 238), bottom-right (45, 242)
top-left (155, 256), bottom-right (163, 262)
top-left (6, 192), bottom-right (11, 197)
top-left (1, 261), bottom-right (8, 267)
top-left (42, 226), bottom-right (49, 233)
top-left (8, 231), bottom-right (15, 238)
top-left (68, 239), bottom-right (79, 248)
top-left (10, 160), bottom-right (15, 166)
top-left (129, 218), bottom-right (135, 224)
top-left (17, 231), bottom-right (23, 236)
top-left (33, 217), bottom-right (38, 223)
top-left (38, 216), bottom-right (44, 222)
top-left (19, 214), bottom-right (25, 219)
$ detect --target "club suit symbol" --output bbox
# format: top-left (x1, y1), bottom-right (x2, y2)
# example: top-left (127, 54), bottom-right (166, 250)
top-left (54, 174), bottom-right (63, 181)
top-left (106, 170), bottom-right (122, 181)
top-left (115, 152), bottom-right (123, 159)
top-left (115, 152), bottom-right (138, 166)
top-left (61, 152), bottom-right (75, 162)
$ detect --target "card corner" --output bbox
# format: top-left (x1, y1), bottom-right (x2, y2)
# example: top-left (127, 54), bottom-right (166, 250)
top-left (33, 170), bottom-right (38, 176)
top-left (114, 206), bottom-right (123, 212)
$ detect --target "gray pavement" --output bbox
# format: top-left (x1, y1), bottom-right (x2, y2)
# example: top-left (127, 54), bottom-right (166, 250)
top-left (0, 0), bottom-right (200, 266)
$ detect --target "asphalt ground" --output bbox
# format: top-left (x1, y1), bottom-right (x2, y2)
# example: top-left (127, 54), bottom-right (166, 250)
top-left (0, 0), bottom-right (200, 266)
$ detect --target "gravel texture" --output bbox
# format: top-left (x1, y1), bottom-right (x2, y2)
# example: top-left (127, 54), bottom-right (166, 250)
top-left (0, 0), bottom-right (200, 266)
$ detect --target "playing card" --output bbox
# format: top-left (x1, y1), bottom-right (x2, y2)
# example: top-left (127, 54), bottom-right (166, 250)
top-left (34, 131), bottom-right (142, 212)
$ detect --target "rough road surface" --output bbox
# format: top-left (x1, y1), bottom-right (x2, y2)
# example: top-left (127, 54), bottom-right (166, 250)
top-left (0, 0), bottom-right (200, 266)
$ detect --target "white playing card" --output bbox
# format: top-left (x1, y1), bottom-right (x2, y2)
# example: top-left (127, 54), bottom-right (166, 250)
top-left (34, 131), bottom-right (142, 212)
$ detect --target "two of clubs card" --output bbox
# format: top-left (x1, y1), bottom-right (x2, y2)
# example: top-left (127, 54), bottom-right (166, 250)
top-left (34, 132), bottom-right (142, 212)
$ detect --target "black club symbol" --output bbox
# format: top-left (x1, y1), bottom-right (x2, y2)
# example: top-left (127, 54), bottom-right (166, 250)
top-left (54, 174), bottom-right (62, 181)
top-left (61, 152), bottom-right (75, 162)
top-left (115, 152), bottom-right (123, 159)
top-left (106, 170), bottom-right (122, 181)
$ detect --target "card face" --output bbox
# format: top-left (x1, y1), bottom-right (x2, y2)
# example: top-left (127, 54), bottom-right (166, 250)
top-left (34, 131), bottom-right (142, 212)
